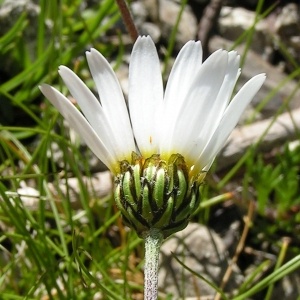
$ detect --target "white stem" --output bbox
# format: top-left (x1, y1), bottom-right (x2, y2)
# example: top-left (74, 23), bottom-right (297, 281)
top-left (144, 228), bottom-right (164, 300)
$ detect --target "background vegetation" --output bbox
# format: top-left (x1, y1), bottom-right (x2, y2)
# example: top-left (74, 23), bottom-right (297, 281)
top-left (0, 0), bottom-right (299, 299)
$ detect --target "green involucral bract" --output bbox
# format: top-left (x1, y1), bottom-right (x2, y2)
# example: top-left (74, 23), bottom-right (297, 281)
top-left (114, 153), bottom-right (203, 238)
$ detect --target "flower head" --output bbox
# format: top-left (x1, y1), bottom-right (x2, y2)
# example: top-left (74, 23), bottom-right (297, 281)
top-left (40, 36), bottom-right (265, 238)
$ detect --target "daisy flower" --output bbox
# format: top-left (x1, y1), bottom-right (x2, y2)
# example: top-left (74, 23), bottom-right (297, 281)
top-left (40, 36), bottom-right (265, 238)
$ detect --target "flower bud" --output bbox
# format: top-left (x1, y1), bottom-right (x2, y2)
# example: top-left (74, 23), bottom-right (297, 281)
top-left (114, 153), bottom-right (202, 238)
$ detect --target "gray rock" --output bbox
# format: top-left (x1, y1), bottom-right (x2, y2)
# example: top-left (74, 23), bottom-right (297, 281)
top-left (272, 268), bottom-right (300, 300)
top-left (0, 0), bottom-right (51, 63)
top-left (219, 4), bottom-right (300, 72)
top-left (0, 0), bottom-right (39, 24)
top-left (219, 7), bottom-right (256, 40)
top-left (218, 6), bottom-right (271, 57)
top-left (131, 1), bottom-right (148, 28)
top-left (209, 36), bottom-right (300, 118)
top-left (144, 0), bottom-right (198, 50)
top-left (274, 3), bottom-right (300, 70)
top-left (139, 22), bottom-right (161, 43)
top-left (120, 0), bottom-right (162, 43)
top-left (158, 223), bottom-right (243, 298)
top-left (274, 4), bottom-right (300, 37)
top-left (47, 119), bottom-right (108, 173)
top-left (48, 171), bottom-right (113, 210)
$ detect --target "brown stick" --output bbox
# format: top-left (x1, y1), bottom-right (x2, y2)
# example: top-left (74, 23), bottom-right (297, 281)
top-left (198, 0), bottom-right (223, 59)
top-left (115, 0), bottom-right (139, 43)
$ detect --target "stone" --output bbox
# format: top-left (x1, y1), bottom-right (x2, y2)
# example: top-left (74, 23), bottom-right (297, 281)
top-left (47, 122), bottom-right (108, 174)
top-left (219, 6), bottom-right (256, 40)
top-left (48, 171), bottom-right (113, 209)
top-left (217, 107), bottom-right (300, 171)
top-left (0, 0), bottom-right (51, 63)
top-left (274, 4), bottom-right (300, 37)
top-left (218, 6), bottom-right (270, 56)
top-left (209, 36), bottom-right (300, 118)
top-left (131, 1), bottom-right (148, 28)
top-left (272, 268), bottom-right (300, 300)
top-left (274, 3), bottom-right (300, 70)
top-left (144, 0), bottom-right (198, 50)
top-left (139, 22), bottom-right (161, 43)
top-left (158, 223), bottom-right (243, 297)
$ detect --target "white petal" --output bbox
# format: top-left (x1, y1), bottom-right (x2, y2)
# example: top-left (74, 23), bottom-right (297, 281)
top-left (39, 84), bottom-right (118, 173)
top-left (163, 41), bottom-right (202, 116)
top-left (196, 73), bottom-right (266, 170)
top-left (128, 36), bottom-right (164, 157)
top-left (161, 50), bottom-right (228, 160)
top-left (189, 51), bottom-right (241, 160)
top-left (58, 66), bottom-right (131, 162)
top-left (86, 49), bottom-right (135, 155)
top-left (161, 40), bottom-right (203, 147)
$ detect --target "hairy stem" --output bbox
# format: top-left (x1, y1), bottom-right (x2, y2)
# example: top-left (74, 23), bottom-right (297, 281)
top-left (143, 228), bottom-right (164, 300)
